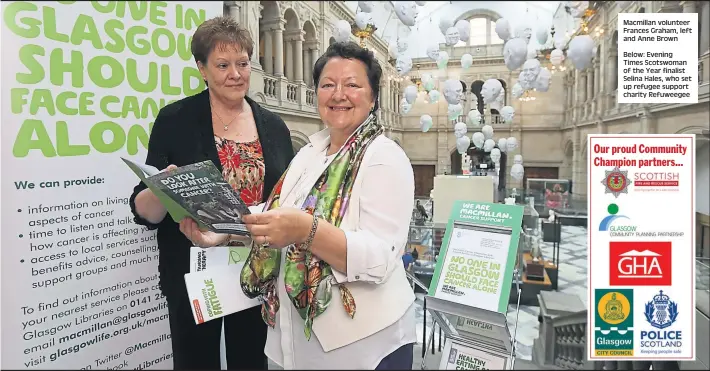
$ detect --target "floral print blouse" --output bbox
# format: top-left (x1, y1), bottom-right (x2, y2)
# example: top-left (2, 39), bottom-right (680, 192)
top-left (215, 136), bottom-right (265, 207)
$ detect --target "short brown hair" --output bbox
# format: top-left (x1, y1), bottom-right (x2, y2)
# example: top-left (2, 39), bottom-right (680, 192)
top-left (191, 16), bottom-right (254, 64)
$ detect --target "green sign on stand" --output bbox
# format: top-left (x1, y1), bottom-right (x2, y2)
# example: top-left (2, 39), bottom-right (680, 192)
top-left (428, 201), bottom-right (524, 314)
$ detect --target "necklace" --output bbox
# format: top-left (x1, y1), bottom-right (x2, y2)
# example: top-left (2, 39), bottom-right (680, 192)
top-left (210, 100), bottom-right (243, 132)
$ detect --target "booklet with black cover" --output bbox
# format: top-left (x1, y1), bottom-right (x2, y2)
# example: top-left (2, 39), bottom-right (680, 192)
top-left (122, 158), bottom-right (251, 235)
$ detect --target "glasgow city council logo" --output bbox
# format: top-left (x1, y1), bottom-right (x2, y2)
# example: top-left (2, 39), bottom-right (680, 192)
top-left (594, 289), bottom-right (634, 357)
top-left (644, 290), bottom-right (678, 329)
top-left (601, 166), bottom-right (632, 198)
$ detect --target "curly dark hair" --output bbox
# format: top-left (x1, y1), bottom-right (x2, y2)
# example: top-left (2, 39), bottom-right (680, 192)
top-left (191, 16), bottom-right (253, 64)
top-left (312, 42), bottom-right (382, 111)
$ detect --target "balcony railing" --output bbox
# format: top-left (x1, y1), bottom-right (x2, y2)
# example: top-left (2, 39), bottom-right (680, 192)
top-left (286, 83), bottom-right (298, 103)
top-left (263, 76), bottom-right (278, 99)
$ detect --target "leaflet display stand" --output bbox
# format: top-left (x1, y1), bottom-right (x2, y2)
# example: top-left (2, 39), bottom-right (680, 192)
top-left (421, 201), bottom-right (524, 370)
top-left (421, 274), bottom-right (522, 370)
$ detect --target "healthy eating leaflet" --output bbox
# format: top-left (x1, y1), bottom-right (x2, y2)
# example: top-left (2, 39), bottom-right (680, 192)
top-left (122, 158), bottom-right (251, 235)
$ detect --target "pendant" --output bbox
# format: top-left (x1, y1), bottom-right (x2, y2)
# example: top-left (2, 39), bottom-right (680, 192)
top-left (224, 124), bottom-right (229, 131)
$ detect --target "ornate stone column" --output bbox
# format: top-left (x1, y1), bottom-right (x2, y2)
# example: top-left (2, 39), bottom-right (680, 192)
top-left (639, 108), bottom-right (656, 134)
top-left (303, 41), bottom-right (317, 86)
top-left (263, 29), bottom-right (273, 75)
top-left (593, 58), bottom-right (601, 114)
top-left (681, 1), bottom-right (697, 13)
top-left (701, 2), bottom-right (710, 55)
top-left (606, 50), bottom-right (617, 109)
top-left (587, 66), bottom-right (594, 117)
top-left (285, 35), bottom-right (294, 80)
top-left (579, 71), bottom-right (587, 106)
top-left (293, 31), bottom-right (304, 82)
top-left (273, 22), bottom-right (285, 77)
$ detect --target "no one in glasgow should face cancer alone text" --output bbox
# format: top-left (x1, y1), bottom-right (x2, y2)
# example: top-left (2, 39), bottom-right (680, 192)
top-left (4, 2), bottom-right (212, 158)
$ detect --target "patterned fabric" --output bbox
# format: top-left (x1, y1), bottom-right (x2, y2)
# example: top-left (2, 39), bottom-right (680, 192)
top-left (215, 137), bottom-right (265, 207)
top-left (241, 114), bottom-right (383, 340)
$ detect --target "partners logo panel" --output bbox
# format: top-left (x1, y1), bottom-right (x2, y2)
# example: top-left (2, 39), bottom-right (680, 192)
top-left (594, 289), bottom-right (634, 357)
top-left (600, 166), bottom-right (632, 198)
top-left (609, 241), bottom-right (672, 286)
top-left (640, 290), bottom-right (683, 356)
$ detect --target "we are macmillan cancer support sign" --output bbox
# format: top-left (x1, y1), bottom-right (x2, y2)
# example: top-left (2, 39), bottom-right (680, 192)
top-left (1, 1), bottom-right (222, 369)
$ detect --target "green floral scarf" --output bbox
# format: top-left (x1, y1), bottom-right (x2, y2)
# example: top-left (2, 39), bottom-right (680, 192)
top-left (240, 114), bottom-right (383, 339)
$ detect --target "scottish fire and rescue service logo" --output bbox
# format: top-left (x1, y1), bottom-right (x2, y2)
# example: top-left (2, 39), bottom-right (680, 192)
top-left (644, 290), bottom-right (678, 330)
top-left (601, 166), bottom-right (632, 198)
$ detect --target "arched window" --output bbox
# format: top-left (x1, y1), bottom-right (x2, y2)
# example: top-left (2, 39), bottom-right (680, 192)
top-left (455, 16), bottom-right (505, 47)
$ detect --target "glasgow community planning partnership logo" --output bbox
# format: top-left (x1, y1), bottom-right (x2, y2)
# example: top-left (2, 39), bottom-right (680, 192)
top-left (640, 290), bottom-right (683, 355)
top-left (599, 203), bottom-right (685, 239)
top-left (594, 289), bottom-right (634, 357)
top-left (601, 166), bottom-right (632, 198)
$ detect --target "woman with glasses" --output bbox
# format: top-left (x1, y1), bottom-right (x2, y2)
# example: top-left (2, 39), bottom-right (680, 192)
top-left (129, 16), bottom-right (294, 370)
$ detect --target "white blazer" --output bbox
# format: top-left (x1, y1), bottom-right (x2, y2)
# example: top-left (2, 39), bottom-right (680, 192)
top-left (270, 127), bottom-right (417, 352)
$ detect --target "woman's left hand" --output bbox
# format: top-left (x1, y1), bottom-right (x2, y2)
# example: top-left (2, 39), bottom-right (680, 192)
top-left (243, 208), bottom-right (312, 248)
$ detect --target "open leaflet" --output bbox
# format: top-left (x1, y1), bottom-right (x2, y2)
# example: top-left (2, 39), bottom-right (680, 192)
top-left (122, 158), bottom-right (251, 235)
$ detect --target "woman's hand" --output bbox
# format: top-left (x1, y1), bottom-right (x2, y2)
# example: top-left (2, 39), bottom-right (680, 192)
top-left (179, 218), bottom-right (229, 248)
top-left (243, 208), bottom-right (312, 248)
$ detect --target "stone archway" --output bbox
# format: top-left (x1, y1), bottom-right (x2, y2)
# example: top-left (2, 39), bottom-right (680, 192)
top-left (290, 130), bottom-right (310, 154)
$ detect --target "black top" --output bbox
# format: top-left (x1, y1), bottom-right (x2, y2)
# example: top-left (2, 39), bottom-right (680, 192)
top-left (129, 89), bottom-right (294, 297)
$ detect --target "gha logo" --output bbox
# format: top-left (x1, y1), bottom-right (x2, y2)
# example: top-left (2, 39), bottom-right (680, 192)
top-left (644, 290), bottom-right (678, 330)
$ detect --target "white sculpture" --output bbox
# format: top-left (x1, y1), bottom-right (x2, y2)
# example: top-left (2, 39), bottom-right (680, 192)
top-left (445, 27), bottom-right (460, 46)
top-left (358, 1), bottom-right (375, 12)
top-left (420, 115), bottom-right (433, 132)
top-left (513, 154), bottom-right (523, 165)
top-left (438, 17), bottom-right (453, 35)
top-left (536, 27), bottom-right (549, 45)
top-left (511, 82), bottom-right (524, 99)
top-left (426, 43), bottom-right (440, 61)
top-left (550, 48), bottom-right (565, 66)
top-left (355, 12), bottom-right (373, 30)
top-left (404, 85), bottom-right (418, 104)
top-left (333, 20), bottom-right (352, 43)
top-left (510, 163), bottom-right (525, 181)
top-left (481, 79), bottom-right (503, 105)
top-left (495, 18), bottom-right (512, 41)
top-left (388, 43), bottom-right (399, 59)
top-left (461, 53), bottom-right (473, 69)
top-left (533, 67), bottom-right (552, 92)
top-left (400, 98), bottom-right (412, 114)
top-left (497, 137), bottom-right (508, 152)
top-left (456, 135), bottom-right (471, 154)
top-left (507, 137), bottom-right (519, 152)
top-left (567, 35), bottom-right (595, 70)
top-left (454, 122), bottom-right (468, 138)
top-left (394, 1), bottom-right (418, 26)
top-left (490, 88), bottom-right (505, 112)
top-left (471, 132), bottom-right (485, 148)
top-left (481, 124), bottom-right (494, 140)
top-left (503, 38), bottom-right (527, 71)
top-left (483, 138), bottom-right (495, 152)
top-left (436, 51), bottom-right (449, 69)
top-left (500, 106), bottom-right (515, 124)
top-left (443, 79), bottom-right (463, 105)
top-left (527, 46), bottom-right (538, 61)
top-left (467, 109), bottom-right (482, 126)
top-left (514, 24), bottom-right (533, 44)
top-left (397, 38), bottom-right (409, 53)
top-left (455, 19), bottom-right (471, 42)
top-left (447, 103), bottom-right (463, 120)
top-left (396, 55), bottom-right (412, 75)
top-left (518, 59), bottom-right (541, 90)
top-left (490, 148), bottom-right (502, 163)
top-left (428, 89), bottom-right (440, 103)
top-left (554, 33), bottom-right (569, 50)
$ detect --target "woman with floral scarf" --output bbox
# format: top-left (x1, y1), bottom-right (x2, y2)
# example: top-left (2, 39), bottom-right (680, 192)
top-left (181, 42), bottom-right (417, 369)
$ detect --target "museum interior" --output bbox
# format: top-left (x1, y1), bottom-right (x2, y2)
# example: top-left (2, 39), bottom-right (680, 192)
top-left (226, 0), bottom-right (710, 369)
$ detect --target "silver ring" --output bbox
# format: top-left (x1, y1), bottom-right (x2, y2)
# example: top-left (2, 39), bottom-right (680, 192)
top-left (262, 236), bottom-right (270, 248)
